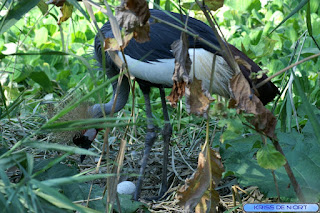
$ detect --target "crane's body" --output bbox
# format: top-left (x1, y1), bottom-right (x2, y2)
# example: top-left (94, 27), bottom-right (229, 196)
top-left (75, 9), bottom-right (279, 200)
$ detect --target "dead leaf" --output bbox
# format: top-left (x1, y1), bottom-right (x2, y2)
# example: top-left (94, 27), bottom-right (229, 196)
top-left (133, 24), bottom-right (150, 43)
top-left (123, 0), bottom-right (150, 24)
top-left (167, 33), bottom-right (192, 106)
top-left (115, 0), bottom-right (150, 42)
top-left (58, 1), bottom-right (73, 25)
top-left (167, 81), bottom-right (186, 108)
top-left (230, 73), bottom-right (277, 138)
top-left (185, 77), bottom-right (214, 118)
top-left (104, 33), bottom-right (133, 51)
top-left (235, 56), bottom-right (252, 72)
top-left (177, 148), bottom-right (224, 212)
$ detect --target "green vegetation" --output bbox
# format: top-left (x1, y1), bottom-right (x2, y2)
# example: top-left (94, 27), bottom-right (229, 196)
top-left (0, 0), bottom-right (319, 212)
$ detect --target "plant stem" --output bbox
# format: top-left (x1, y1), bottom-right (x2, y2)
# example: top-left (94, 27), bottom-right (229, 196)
top-left (272, 139), bottom-right (305, 202)
top-left (256, 52), bottom-right (320, 88)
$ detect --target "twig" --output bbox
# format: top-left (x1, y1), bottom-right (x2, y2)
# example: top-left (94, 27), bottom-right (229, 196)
top-left (195, 1), bottom-right (241, 75)
top-left (271, 170), bottom-right (281, 202)
top-left (272, 139), bottom-right (305, 202)
top-left (241, 122), bottom-right (306, 202)
top-left (256, 52), bottom-right (320, 88)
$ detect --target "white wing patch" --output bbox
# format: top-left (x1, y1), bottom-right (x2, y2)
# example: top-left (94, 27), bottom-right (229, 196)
top-left (120, 48), bottom-right (234, 97)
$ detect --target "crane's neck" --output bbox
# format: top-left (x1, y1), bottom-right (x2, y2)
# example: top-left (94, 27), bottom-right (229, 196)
top-left (89, 50), bottom-right (130, 118)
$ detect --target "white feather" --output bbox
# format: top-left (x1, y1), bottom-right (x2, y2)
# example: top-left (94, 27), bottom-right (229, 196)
top-left (119, 48), bottom-right (234, 97)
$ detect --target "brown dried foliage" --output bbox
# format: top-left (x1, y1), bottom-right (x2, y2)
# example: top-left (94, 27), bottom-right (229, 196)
top-left (230, 73), bottom-right (277, 138)
top-left (115, 0), bottom-right (150, 43)
top-left (104, 33), bottom-right (133, 51)
top-left (185, 78), bottom-right (214, 118)
top-left (177, 149), bottom-right (224, 212)
top-left (167, 33), bottom-right (192, 106)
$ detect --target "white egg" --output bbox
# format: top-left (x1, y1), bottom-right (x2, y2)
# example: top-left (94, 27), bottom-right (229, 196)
top-left (117, 181), bottom-right (136, 195)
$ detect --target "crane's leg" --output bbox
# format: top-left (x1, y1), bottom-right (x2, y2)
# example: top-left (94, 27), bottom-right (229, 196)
top-left (134, 86), bottom-right (157, 201)
top-left (158, 87), bottom-right (172, 198)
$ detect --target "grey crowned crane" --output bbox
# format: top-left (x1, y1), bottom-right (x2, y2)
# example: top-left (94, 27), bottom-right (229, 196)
top-left (73, 9), bottom-right (279, 200)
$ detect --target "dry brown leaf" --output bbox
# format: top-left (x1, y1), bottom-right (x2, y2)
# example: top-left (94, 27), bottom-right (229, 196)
top-left (230, 73), bottom-right (277, 138)
top-left (133, 24), bottom-right (150, 43)
top-left (185, 77), bottom-right (214, 118)
top-left (235, 55), bottom-right (252, 72)
top-left (167, 33), bottom-right (191, 106)
top-left (104, 33), bottom-right (133, 51)
top-left (167, 81), bottom-right (186, 107)
top-left (177, 148), bottom-right (224, 212)
top-left (124, 0), bottom-right (150, 24)
top-left (115, 0), bottom-right (150, 43)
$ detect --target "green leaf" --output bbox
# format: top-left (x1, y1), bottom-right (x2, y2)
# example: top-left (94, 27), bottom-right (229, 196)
top-left (269, 0), bottom-right (309, 35)
top-left (34, 27), bottom-right (48, 47)
top-left (257, 144), bottom-right (286, 170)
top-left (31, 179), bottom-right (99, 213)
top-left (225, 0), bottom-right (261, 11)
top-left (37, 0), bottom-right (48, 15)
top-left (0, 0), bottom-right (40, 34)
top-left (29, 70), bottom-right (53, 93)
top-left (218, 119), bottom-right (244, 143)
top-left (115, 194), bottom-right (146, 213)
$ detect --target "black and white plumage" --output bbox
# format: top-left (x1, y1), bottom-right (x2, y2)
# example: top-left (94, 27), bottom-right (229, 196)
top-left (75, 9), bottom-right (278, 200)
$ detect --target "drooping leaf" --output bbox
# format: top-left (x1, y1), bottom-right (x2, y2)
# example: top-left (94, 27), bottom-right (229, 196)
top-left (104, 33), bottom-right (133, 51)
top-left (229, 72), bottom-right (277, 138)
top-left (29, 70), bottom-right (53, 93)
top-left (115, 0), bottom-right (150, 43)
top-left (185, 77), bottom-right (214, 118)
top-left (167, 32), bottom-right (191, 107)
top-left (177, 148), bottom-right (224, 212)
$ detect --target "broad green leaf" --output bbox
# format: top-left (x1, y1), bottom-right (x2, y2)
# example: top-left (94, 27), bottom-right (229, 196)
top-left (114, 194), bottom-right (146, 213)
top-left (0, 0), bottom-right (40, 34)
top-left (218, 119), bottom-right (244, 143)
top-left (34, 27), bottom-right (48, 47)
top-left (29, 70), bottom-right (53, 93)
top-left (257, 144), bottom-right (286, 170)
